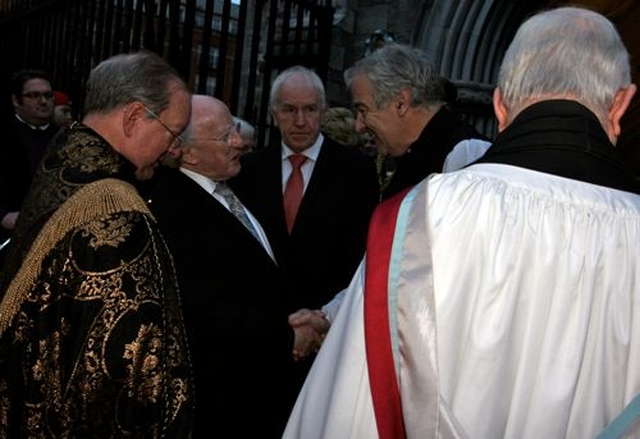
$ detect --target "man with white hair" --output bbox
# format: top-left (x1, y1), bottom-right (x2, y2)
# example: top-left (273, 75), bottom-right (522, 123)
top-left (284, 6), bottom-right (640, 438)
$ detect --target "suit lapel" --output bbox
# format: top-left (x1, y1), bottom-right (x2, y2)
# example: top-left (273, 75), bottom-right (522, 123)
top-left (263, 146), bottom-right (289, 238)
top-left (292, 140), bottom-right (333, 235)
top-left (173, 171), bottom-right (277, 264)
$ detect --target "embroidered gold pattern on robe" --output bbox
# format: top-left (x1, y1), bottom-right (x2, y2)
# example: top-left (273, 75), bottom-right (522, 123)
top-left (0, 124), bottom-right (193, 438)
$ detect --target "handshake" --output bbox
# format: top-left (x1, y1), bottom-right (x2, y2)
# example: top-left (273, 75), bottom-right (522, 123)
top-left (289, 308), bottom-right (330, 361)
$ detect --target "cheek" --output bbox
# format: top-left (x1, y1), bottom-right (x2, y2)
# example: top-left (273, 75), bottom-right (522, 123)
top-left (362, 115), bottom-right (378, 133)
top-left (148, 138), bottom-right (171, 160)
top-left (280, 119), bottom-right (294, 132)
top-left (229, 159), bottom-right (241, 173)
top-left (309, 118), bottom-right (322, 131)
top-left (370, 114), bottom-right (390, 135)
top-left (211, 152), bottom-right (229, 172)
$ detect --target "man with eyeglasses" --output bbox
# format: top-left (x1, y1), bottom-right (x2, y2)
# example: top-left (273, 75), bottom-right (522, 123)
top-left (0, 69), bottom-right (57, 248)
top-left (148, 94), bottom-right (324, 438)
top-left (0, 51), bottom-right (194, 438)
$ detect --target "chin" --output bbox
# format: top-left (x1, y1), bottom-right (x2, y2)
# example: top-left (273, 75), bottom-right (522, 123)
top-left (135, 168), bottom-right (154, 181)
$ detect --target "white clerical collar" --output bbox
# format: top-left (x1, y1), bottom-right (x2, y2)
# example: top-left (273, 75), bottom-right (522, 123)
top-left (281, 133), bottom-right (323, 162)
top-left (15, 113), bottom-right (50, 131)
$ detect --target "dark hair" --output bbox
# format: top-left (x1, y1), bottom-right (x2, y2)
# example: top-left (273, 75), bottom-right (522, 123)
top-left (10, 69), bottom-right (52, 98)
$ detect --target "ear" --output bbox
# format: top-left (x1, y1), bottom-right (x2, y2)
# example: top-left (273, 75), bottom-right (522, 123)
top-left (122, 102), bottom-right (145, 137)
top-left (11, 94), bottom-right (19, 109)
top-left (180, 145), bottom-right (197, 166)
top-left (270, 108), bottom-right (279, 127)
top-left (395, 89), bottom-right (411, 116)
top-left (607, 84), bottom-right (636, 142)
top-left (319, 103), bottom-right (328, 121)
top-left (493, 88), bottom-right (509, 132)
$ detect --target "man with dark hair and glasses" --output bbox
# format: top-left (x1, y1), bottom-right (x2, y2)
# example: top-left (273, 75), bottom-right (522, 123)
top-left (0, 69), bottom-right (57, 248)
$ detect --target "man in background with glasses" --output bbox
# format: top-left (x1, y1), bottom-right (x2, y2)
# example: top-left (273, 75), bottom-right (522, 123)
top-left (0, 69), bottom-right (57, 250)
top-left (0, 51), bottom-right (194, 438)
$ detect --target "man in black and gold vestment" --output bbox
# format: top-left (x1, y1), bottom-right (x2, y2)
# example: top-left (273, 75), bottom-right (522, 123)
top-left (0, 51), bottom-right (194, 438)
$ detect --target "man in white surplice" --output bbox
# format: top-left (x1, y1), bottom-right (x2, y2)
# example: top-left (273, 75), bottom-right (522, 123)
top-left (284, 6), bottom-right (640, 439)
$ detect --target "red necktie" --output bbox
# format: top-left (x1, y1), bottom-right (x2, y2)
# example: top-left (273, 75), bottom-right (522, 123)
top-left (283, 154), bottom-right (307, 233)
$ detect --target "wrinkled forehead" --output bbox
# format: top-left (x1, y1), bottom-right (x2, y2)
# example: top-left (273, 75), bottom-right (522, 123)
top-left (278, 80), bottom-right (323, 105)
top-left (200, 109), bottom-right (234, 135)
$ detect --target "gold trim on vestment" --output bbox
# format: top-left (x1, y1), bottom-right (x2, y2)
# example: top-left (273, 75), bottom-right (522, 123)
top-left (0, 178), bottom-right (151, 336)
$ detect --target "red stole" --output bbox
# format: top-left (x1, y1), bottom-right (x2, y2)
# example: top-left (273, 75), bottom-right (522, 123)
top-left (364, 189), bottom-right (410, 439)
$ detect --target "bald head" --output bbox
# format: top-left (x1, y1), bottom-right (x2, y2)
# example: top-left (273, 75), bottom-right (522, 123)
top-left (186, 95), bottom-right (226, 140)
top-left (180, 94), bottom-right (244, 181)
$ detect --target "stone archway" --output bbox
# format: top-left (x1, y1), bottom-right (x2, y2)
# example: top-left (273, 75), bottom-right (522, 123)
top-left (413, 0), bottom-right (640, 178)
top-left (412, 1), bottom-right (541, 137)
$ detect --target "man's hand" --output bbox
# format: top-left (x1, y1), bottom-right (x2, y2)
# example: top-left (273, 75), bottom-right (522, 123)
top-left (289, 308), bottom-right (330, 361)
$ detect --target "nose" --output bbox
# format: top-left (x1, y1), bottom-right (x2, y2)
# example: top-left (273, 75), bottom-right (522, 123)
top-left (229, 128), bottom-right (243, 150)
top-left (166, 142), bottom-right (182, 158)
top-left (354, 116), bottom-right (366, 133)
top-left (294, 109), bottom-right (306, 126)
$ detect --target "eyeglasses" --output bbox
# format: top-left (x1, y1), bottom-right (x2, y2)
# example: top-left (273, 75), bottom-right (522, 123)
top-left (22, 91), bottom-right (54, 100)
top-left (143, 105), bottom-right (184, 147)
top-left (193, 123), bottom-right (239, 146)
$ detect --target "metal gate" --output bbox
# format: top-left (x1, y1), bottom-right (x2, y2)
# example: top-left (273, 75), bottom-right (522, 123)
top-left (0, 0), bottom-right (335, 147)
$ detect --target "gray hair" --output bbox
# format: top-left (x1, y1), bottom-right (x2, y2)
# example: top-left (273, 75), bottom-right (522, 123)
top-left (234, 116), bottom-right (255, 137)
top-left (269, 65), bottom-right (326, 109)
top-left (498, 6), bottom-right (631, 120)
top-left (344, 43), bottom-right (443, 109)
top-left (83, 50), bottom-right (188, 116)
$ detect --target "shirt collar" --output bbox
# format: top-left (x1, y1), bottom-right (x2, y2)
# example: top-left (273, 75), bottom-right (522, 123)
top-left (179, 167), bottom-right (219, 194)
top-left (15, 113), bottom-right (51, 131)
top-left (281, 133), bottom-right (324, 162)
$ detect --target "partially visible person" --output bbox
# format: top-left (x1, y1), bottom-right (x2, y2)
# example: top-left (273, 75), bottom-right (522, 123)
top-left (52, 90), bottom-right (74, 127)
top-left (0, 69), bottom-right (57, 244)
top-left (285, 6), bottom-right (639, 438)
top-left (345, 44), bottom-right (489, 200)
top-left (234, 115), bottom-right (256, 154)
top-left (360, 130), bottom-right (396, 196)
top-left (149, 94), bottom-right (325, 438)
top-left (320, 106), bottom-right (362, 150)
top-left (439, 78), bottom-right (493, 171)
top-left (443, 137), bottom-right (492, 172)
top-left (231, 65), bottom-right (379, 386)
top-left (0, 50), bottom-right (194, 438)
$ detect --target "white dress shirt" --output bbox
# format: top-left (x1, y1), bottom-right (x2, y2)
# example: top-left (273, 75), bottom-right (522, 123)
top-left (281, 133), bottom-right (324, 194)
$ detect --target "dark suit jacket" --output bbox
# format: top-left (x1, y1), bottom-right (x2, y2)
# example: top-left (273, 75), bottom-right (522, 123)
top-left (148, 169), bottom-right (298, 439)
top-left (382, 106), bottom-right (489, 200)
top-left (0, 117), bottom-right (58, 243)
top-left (231, 137), bottom-right (380, 311)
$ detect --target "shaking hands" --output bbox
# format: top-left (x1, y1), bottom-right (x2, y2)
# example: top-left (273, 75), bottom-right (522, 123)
top-left (289, 309), bottom-right (330, 361)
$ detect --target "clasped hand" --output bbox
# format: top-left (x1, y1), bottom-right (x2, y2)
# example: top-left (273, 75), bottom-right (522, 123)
top-left (289, 308), bottom-right (330, 361)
